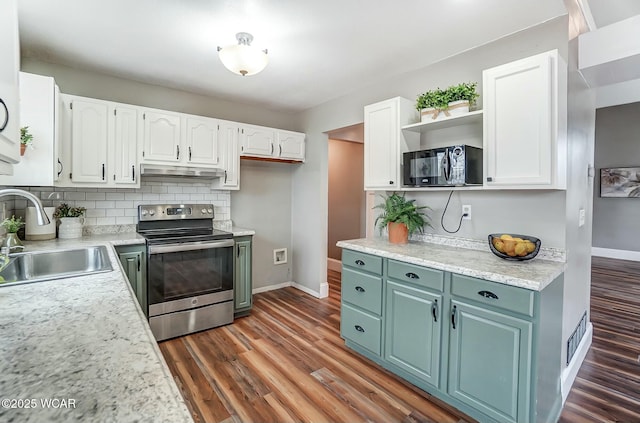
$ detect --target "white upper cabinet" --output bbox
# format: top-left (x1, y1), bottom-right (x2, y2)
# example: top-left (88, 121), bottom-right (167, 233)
top-left (277, 130), bottom-right (305, 162)
top-left (364, 97), bottom-right (419, 190)
top-left (240, 124), bottom-right (276, 157)
top-left (213, 120), bottom-right (240, 190)
top-left (71, 98), bottom-right (109, 184)
top-left (185, 116), bottom-right (219, 166)
top-left (141, 110), bottom-right (181, 163)
top-left (0, 0), bottom-right (21, 173)
top-left (483, 50), bottom-right (567, 189)
top-left (0, 72), bottom-right (60, 187)
top-left (112, 105), bottom-right (138, 185)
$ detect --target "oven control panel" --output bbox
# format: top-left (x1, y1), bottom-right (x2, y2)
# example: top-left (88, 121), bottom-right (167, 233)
top-left (138, 204), bottom-right (215, 221)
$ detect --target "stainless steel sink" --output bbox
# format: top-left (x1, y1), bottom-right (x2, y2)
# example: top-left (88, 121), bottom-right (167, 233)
top-left (0, 246), bottom-right (113, 287)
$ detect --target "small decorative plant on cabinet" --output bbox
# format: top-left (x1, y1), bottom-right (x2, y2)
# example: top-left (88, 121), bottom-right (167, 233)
top-left (416, 81), bottom-right (479, 122)
top-left (1, 215), bottom-right (25, 252)
top-left (20, 126), bottom-right (34, 156)
top-left (53, 203), bottom-right (87, 239)
top-left (374, 192), bottom-right (431, 244)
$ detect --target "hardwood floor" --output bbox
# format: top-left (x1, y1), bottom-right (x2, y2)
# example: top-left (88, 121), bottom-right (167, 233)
top-left (559, 257), bottom-right (640, 423)
top-left (160, 258), bottom-right (640, 423)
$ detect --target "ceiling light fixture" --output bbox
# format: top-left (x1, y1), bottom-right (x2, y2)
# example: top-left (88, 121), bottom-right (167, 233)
top-left (217, 32), bottom-right (268, 77)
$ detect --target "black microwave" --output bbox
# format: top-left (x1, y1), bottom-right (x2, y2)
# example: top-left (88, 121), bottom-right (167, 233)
top-left (403, 145), bottom-right (482, 187)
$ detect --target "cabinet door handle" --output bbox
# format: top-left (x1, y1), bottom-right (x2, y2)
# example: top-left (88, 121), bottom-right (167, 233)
top-left (237, 245), bottom-right (240, 258)
top-left (57, 159), bottom-right (63, 177)
top-left (0, 98), bottom-right (8, 132)
top-left (405, 272), bottom-right (419, 280)
top-left (389, 180), bottom-right (394, 185)
top-left (478, 290), bottom-right (499, 300)
top-left (176, 145), bottom-right (180, 160)
top-left (279, 144), bottom-right (282, 156)
top-left (354, 325), bottom-right (365, 333)
top-left (355, 286), bottom-right (365, 293)
top-left (188, 146), bottom-right (192, 161)
top-left (270, 143), bottom-right (274, 155)
top-left (487, 177), bottom-right (493, 182)
top-left (355, 259), bottom-right (365, 266)
top-left (137, 256), bottom-right (141, 272)
top-left (431, 299), bottom-right (438, 322)
top-left (102, 164), bottom-right (105, 180)
top-left (224, 170), bottom-right (228, 183)
top-left (451, 305), bottom-right (457, 329)
top-left (132, 165), bottom-right (135, 181)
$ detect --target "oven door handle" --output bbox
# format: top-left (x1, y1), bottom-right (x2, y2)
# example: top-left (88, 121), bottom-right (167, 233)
top-left (148, 239), bottom-right (234, 254)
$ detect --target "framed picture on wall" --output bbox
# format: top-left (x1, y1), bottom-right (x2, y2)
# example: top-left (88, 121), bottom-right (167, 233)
top-left (600, 167), bottom-right (640, 198)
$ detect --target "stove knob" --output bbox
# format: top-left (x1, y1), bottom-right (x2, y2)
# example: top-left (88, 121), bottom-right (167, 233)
top-left (141, 210), bottom-right (148, 216)
top-left (149, 210), bottom-right (155, 216)
top-left (207, 208), bottom-right (213, 214)
top-left (201, 208), bottom-right (207, 214)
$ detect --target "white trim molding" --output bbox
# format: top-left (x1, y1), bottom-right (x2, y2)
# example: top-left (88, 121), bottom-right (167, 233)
top-left (253, 281), bottom-right (328, 299)
top-left (562, 322), bottom-right (593, 403)
top-left (327, 257), bottom-right (341, 272)
top-left (592, 247), bottom-right (640, 262)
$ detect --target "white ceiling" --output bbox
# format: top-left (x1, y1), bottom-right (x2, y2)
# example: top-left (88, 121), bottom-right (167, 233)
top-left (17, 0), bottom-right (572, 113)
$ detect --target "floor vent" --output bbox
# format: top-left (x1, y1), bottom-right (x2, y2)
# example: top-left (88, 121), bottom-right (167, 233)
top-left (567, 311), bottom-right (588, 365)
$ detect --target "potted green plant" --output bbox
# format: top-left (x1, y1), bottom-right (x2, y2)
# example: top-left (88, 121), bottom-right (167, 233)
top-left (1, 215), bottom-right (25, 252)
top-left (445, 81), bottom-right (479, 116)
top-left (20, 126), bottom-right (34, 156)
top-left (53, 203), bottom-right (87, 239)
top-left (416, 81), bottom-right (479, 121)
top-left (374, 192), bottom-right (431, 244)
top-left (416, 88), bottom-right (450, 121)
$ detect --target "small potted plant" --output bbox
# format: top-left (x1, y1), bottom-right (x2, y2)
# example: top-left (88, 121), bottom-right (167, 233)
top-left (53, 203), bottom-right (87, 239)
top-left (416, 88), bottom-right (450, 122)
top-left (416, 81), bottom-right (479, 121)
top-left (1, 215), bottom-right (25, 252)
top-left (374, 192), bottom-right (431, 244)
top-left (445, 81), bottom-right (479, 117)
top-left (20, 126), bottom-right (34, 156)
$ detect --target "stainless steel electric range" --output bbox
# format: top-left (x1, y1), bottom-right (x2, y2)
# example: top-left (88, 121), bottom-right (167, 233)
top-left (137, 204), bottom-right (234, 341)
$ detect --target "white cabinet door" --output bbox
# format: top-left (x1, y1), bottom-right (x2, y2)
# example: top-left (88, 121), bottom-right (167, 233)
top-left (0, 0), bottom-right (20, 172)
top-left (186, 116), bottom-right (219, 165)
top-left (0, 72), bottom-right (58, 186)
top-left (364, 97), bottom-right (419, 190)
top-left (112, 105), bottom-right (138, 186)
top-left (277, 130), bottom-right (305, 161)
top-left (483, 50), bottom-right (566, 189)
top-left (70, 98), bottom-right (109, 183)
top-left (214, 121), bottom-right (240, 190)
top-left (240, 124), bottom-right (275, 157)
top-left (142, 110), bottom-right (181, 163)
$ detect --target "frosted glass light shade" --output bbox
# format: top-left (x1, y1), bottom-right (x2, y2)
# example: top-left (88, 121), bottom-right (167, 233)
top-left (218, 33), bottom-right (268, 76)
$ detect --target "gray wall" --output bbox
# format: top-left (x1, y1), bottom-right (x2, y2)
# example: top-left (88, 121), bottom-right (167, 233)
top-left (292, 17), bottom-right (570, 297)
top-left (20, 58), bottom-right (298, 291)
top-left (328, 139), bottom-right (365, 260)
top-left (592, 102), bottom-right (640, 251)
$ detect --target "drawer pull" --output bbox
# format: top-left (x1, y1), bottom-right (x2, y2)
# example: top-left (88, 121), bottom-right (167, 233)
top-left (354, 325), bottom-right (365, 333)
top-left (478, 290), bottom-right (499, 300)
top-left (431, 299), bottom-right (438, 322)
top-left (355, 286), bottom-right (365, 293)
top-left (451, 305), bottom-right (457, 329)
top-left (355, 259), bottom-right (365, 266)
top-left (405, 272), bottom-right (419, 279)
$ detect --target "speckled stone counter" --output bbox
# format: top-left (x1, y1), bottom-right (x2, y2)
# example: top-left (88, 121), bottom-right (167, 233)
top-left (336, 238), bottom-right (566, 291)
top-left (0, 235), bottom-right (193, 423)
top-left (231, 226), bottom-right (255, 237)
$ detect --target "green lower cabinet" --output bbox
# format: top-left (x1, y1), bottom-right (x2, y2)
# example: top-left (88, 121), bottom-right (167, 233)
top-left (116, 244), bottom-right (147, 317)
top-left (385, 281), bottom-right (441, 388)
top-left (447, 300), bottom-right (532, 423)
top-left (234, 236), bottom-right (253, 317)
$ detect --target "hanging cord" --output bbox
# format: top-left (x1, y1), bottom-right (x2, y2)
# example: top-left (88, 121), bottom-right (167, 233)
top-left (440, 190), bottom-right (467, 234)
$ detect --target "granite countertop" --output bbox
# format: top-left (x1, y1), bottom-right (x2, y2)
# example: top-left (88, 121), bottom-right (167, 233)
top-left (337, 238), bottom-right (566, 291)
top-left (0, 235), bottom-right (193, 423)
top-left (231, 226), bottom-right (255, 237)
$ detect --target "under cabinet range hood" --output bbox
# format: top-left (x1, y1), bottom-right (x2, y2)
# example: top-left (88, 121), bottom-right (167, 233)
top-left (140, 164), bottom-right (225, 179)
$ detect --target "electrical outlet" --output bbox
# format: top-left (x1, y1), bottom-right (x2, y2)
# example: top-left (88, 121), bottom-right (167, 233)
top-left (462, 205), bottom-right (472, 220)
top-left (578, 208), bottom-right (585, 227)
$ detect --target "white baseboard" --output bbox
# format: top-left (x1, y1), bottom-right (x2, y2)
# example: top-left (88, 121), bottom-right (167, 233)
top-left (592, 247), bottom-right (640, 261)
top-left (327, 257), bottom-right (341, 272)
top-left (561, 322), bottom-right (593, 403)
top-left (252, 282), bottom-right (293, 295)
top-left (253, 281), bottom-right (329, 299)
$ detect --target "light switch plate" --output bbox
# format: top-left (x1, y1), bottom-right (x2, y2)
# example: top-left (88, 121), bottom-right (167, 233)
top-left (579, 209), bottom-right (586, 227)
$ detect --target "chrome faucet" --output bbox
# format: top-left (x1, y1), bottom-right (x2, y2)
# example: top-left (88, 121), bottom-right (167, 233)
top-left (0, 189), bottom-right (51, 225)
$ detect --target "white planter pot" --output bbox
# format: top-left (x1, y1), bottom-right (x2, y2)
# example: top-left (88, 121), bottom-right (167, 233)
top-left (58, 217), bottom-right (85, 239)
top-left (421, 107), bottom-right (446, 122)
top-left (446, 100), bottom-right (470, 117)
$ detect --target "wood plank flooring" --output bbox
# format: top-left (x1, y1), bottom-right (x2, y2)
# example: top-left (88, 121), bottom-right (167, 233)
top-left (559, 256), bottom-right (640, 423)
top-left (161, 257), bottom-right (640, 423)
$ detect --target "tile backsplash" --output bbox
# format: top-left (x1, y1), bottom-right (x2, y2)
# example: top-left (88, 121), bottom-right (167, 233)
top-left (10, 180), bottom-right (230, 227)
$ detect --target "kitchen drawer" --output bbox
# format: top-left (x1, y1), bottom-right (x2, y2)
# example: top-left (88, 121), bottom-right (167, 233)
top-left (342, 249), bottom-right (383, 275)
top-left (342, 268), bottom-right (383, 315)
top-left (388, 260), bottom-right (444, 292)
top-left (341, 303), bottom-right (382, 355)
top-left (451, 274), bottom-right (535, 317)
